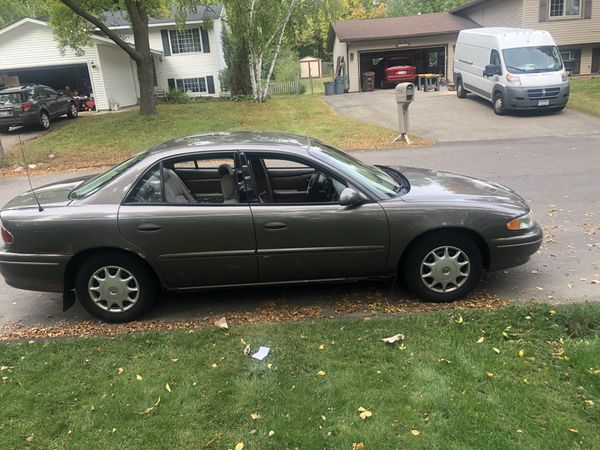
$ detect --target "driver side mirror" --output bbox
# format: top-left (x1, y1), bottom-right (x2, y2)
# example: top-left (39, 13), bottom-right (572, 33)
top-left (339, 187), bottom-right (366, 207)
top-left (484, 64), bottom-right (501, 77)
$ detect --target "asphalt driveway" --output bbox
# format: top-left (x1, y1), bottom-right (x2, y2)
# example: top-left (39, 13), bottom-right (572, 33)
top-left (1, 134), bottom-right (599, 329)
top-left (323, 88), bottom-right (600, 142)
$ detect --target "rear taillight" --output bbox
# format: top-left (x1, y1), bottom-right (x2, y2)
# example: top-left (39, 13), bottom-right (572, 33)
top-left (1, 225), bottom-right (13, 244)
top-left (21, 101), bottom-right (32, 112)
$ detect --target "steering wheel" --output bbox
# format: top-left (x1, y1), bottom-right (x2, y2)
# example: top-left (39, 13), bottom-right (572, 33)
top-left (306, 172), bottom-right (326, 195)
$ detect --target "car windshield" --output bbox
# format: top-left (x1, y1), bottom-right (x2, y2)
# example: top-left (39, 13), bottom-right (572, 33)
top-left (70, 152), bottom-right (148, 199)
top-left (0, 93), bottom-right (23, 104)
top-left (309, 141), bottom-right (400, 198)
top-left (503, 46), bottom-right (563, 73)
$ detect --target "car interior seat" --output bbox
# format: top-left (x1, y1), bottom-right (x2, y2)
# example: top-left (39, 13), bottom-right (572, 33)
top-left (163, 167), bottom-right (196, 203)
top-left (218, 163), bottom-right (239, 203)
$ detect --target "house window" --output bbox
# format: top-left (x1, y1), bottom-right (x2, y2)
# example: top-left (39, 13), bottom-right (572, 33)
top-left (169, 28), bottom-right (202, 54)
top-left (549, 0), bottom-right (581, 18)
top-left (175, 77), bottom-right (207, 93)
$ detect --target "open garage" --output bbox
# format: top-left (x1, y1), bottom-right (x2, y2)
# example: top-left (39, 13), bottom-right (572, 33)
top-left (2, 64), bottom-right (93, 96)
top-left (328, 12), bottom-right (479, 92)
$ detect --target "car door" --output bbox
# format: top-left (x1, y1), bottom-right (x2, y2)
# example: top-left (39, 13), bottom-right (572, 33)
top-left (244, 152), bottom-right (389, 283)
top-left (43, 87), bottom-right (68, 117)
top-left (118, 152), bottom-right (258, 288)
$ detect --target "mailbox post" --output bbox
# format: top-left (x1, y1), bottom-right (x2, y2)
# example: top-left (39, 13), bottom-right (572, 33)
top-left (394, 82), bottom-right (415, 144)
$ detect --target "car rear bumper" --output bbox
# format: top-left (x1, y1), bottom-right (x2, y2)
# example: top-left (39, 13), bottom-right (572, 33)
top-left (487, 223), bottom-right (543, 271)
top-left (504, 84), bottom-right (569, 110)
top-left (0, 113), bottom-right (37, 128)
top-left (0, 249), bottom-right (69, 292)
top-left (385, 75), bottom-right (416, 85)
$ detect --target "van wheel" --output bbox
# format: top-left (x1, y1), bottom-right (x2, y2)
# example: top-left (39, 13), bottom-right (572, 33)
top-left (493, 92), bottom-right (506, 115)
top-left (456, 79), bottom-right (467, 98)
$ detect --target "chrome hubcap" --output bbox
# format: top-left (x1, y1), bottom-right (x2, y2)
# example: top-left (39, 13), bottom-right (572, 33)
top-left (71, 104), bottom-right (78, 116)
top-left (495, 97), bottom-right (503, 112)
top-left (88, 266), bottom-right (139, 313)
top-left (42, 114), bottom-right (49, 128)
top-left (420, 246), bottom-right (470, 293)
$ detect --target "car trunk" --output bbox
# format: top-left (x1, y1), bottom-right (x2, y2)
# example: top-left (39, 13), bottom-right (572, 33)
top-left (2, 176), bottom-right (90, 210)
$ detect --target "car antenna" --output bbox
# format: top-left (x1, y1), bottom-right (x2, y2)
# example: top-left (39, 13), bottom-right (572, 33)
top-left (18, 135), bottom-right (43, 212)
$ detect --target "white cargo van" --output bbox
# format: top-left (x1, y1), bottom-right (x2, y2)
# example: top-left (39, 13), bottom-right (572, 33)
top-left (453, 28), bottom-right (569, 115)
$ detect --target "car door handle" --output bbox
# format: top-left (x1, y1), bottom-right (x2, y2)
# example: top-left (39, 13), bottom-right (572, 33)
top-left (137, 223), bottom-right (162, 232)
top-left (264, 222), bottom-right (287, 230)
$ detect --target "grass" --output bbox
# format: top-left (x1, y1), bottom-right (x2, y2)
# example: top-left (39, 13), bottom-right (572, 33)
top-left (4, 95), bottom-right (417, 171)
top-left (568, 76), bottom-right (600, 117)
top-left (1, 303), bottom-right (600, 448)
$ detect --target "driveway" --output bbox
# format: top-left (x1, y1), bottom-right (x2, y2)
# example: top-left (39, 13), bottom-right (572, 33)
top-left (323, 89), bottom-right (600, 142)
top-left (1, 134), bottom-right (599, 329)
top-left (0, 116), bottom-right (72, 153)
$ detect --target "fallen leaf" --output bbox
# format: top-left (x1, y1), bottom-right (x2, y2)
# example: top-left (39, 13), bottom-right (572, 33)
top-left (476, 336), bottom-right (485, 344)
top-left (267, 363), bottom-right (272, 369)
top-left (215, 317), bottom-right (229, 330)
top-left (321, 415), bottom-right (327, 421)
top-left (359, 410), bottom-right (373, 420)
top-left (243, 345), bottom-right (251, 356)
top-left (112, 428), bottom-right (116, 433)
top-left (585, 399), bottom-right (594, 406)
top-left (211, 363), bottom-right (218, 368)
top-left (518, 349), bottom-right (525, 358)
top-left (235, 443), bottom-right (244, 450)
top-left (250, 412), bottom-right (261, 420)
top-left (592, 280), bottom-right (600, 284)
top-left (165, 383), bottom-right (172, 393)
top-left (319, 344), bottom-right (325, 350)
top-left (438, 358), bottom-right (452, 364)
top-left (455, 315), bottom-right (464, 324)
top-left (171, 358), bottom-right (178, 362)
top-left (352, 443), bottom-right (365, 450)
top-left (26, 434), bottom-right (34, 442)
top-left (117, 367), bottom-right (124, 375)
top-left (268, 430), bottom-right (275, 437)
top-left (493, 347), bottom-right (501, 354)
top-left (142, 406), bottom-right (154, 414)
top-left (67, 430), bottom-right (72, 437)
top-left (411, 429), bottom-right (421, 436)
top-left (317, 370), bottom-right (326, 376)
top-left (486, 371), bottom-right (494, 379)
top-left (136, 374), bottom-right (143, 381)
top-left (381, 333), bottom-right (405, 344)
top-left (569, 428), bottom-right (579, 433)
top-left (549, 310), bottom-right (557, 315)
top-left (536, 286), bottom-right (544, 291)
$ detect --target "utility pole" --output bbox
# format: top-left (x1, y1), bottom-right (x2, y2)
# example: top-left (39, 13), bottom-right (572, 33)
top-left (0, 137), bottom-right (5, 161)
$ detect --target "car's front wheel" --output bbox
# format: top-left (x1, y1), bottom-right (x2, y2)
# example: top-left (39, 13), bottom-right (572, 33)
top-left (75, 252), bottom-right (158, 322)
top-left (67, 102), bottom-right (78, 119)
top-left (39, 110), bottom-right (50, 130)
top-left (402, 232), bottom-right (483, 302)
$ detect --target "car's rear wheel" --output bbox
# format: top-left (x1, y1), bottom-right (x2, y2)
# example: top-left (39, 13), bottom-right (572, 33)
top-left (39, 110), bottom-right (50, 130)
top-left (67, 102), bottom-right (78, 119)
top-left (402, 232), bottom-right (483, 302)
top-left (75, 252), bottom-right (158, 322)
top-left (456, 79), bottom-right (467, 98)
top-left (493, 92), bottom-right (506, 115)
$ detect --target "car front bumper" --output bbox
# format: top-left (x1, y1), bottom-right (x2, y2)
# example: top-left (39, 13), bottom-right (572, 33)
top-left (504, 84), bottom-right (569, 110)
top-left (487, 223), bottom-right (543, 271)
top-left (0, 249), bottom-right (69, 292)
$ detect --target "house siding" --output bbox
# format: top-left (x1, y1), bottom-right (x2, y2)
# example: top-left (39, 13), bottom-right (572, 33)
top-left (332, 36), bottom-right (348, 83)
top-left (97, 44), bottom-right (139, 108)
top-left (346, 33), bottom-right (459, 92)
top-left (463, 0), bottom-right (524, 26)
top-left (147, 26), bottom-right (223, 95)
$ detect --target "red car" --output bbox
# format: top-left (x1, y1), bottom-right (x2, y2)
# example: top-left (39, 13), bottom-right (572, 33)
top-left (376, 56), bottom-right (417, 88)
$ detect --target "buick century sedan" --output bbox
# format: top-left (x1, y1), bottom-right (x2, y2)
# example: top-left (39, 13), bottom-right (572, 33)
top-left (0, 132), bottom-right (542, 322)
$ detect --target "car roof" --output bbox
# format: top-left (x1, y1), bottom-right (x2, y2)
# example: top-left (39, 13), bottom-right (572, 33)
top-left (0, 84), bottom-right (46, 93)
top-left (148, 131), bottom-right (312, 154)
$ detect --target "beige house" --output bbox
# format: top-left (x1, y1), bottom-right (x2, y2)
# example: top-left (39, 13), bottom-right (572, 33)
top-left (328, 0), bottom-right (599, 92)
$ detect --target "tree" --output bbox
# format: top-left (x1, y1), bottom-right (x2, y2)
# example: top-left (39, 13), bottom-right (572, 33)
top-left (386, 0), bottom-right (469, 16)
top-left (0, 0), bottom-right (49, 28)
top-left (48, 0), bottom-right (210, 116)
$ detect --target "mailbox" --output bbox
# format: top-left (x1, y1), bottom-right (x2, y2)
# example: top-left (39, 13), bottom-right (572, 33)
top-left (395, 82), bottom-right (415, 103)
top-left (394, 82), bottom-right (415, 143)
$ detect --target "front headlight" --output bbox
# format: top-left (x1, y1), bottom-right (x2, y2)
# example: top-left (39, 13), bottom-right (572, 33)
top-left (561, 70), bottom-right (568, 82)
top-left (507, 211), bottom-right (534, 231)
top-left (506, 73), bottom-right (521, 86)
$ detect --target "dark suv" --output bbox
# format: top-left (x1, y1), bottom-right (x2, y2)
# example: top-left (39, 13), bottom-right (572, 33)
top-left (0, 84), bottom-right (78, 133)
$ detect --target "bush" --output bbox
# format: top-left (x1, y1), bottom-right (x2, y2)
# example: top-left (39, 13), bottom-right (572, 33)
top-left (168, 89), bottom-right (188, 104)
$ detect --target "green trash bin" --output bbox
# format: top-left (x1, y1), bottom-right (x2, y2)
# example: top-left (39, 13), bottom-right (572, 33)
top-left (324, 81), bottom-right (335, 96)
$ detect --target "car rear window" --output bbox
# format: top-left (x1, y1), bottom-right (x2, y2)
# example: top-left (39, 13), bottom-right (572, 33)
top-left (0, 92), bottom-right (24, 104)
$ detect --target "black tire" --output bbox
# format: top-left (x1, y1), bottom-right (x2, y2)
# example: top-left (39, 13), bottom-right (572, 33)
top-left (75, 252), bottom-right (159, 322)
top-left (456, 79), bottom-right (467, 98)
top-left (0, 126), bottom-right (8, 133)
top-left (39, 110), bottom-right (50, 130)
top-left (493, 92), bottom-right (506, 115)
top-left (67, 101), bottom-right (78, 119)
top-left (402, 232), bottom-right (483, 302)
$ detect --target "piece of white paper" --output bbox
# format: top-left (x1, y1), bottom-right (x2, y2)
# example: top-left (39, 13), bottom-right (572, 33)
top-left (251, 346), bottom-right (270, 361)
top-left (381, 334), bottom-right (405, 344)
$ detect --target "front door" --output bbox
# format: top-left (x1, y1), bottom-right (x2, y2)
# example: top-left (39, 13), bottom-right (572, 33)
top-left (118, 152), bottom-right (257, 288)
top-left (244, 153), bottom-right (389, 282)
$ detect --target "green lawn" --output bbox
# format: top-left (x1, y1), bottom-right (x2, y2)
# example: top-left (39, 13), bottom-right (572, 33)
top-left (568, 76), bottom-right (600, 117)
top-left (4, 95), bottom-right (422, 172)
top-left (1, 303), bottom-right (599, 448)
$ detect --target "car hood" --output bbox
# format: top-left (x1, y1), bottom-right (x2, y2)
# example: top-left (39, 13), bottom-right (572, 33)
top-left (394, 166), bottom-right (529, 210)
top-left (2, 175), bottom-right (92, 210)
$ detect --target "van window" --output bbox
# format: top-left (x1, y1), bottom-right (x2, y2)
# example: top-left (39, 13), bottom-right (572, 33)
top-left (503, 46), bottom-right (563, 73)
top-left (490, 50), bottom-right (501, 68)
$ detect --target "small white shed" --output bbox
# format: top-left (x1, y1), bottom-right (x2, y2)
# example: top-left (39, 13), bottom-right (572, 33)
top-left (299, 56), bottom-right (322, 79)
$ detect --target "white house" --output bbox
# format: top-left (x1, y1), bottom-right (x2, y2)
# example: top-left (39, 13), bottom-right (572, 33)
top-left (0, 5), bottom-right (226, 111)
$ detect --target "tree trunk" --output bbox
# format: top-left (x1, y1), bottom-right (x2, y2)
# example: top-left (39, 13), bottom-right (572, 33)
top-left (125, 0), bottom-right (156, 115)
